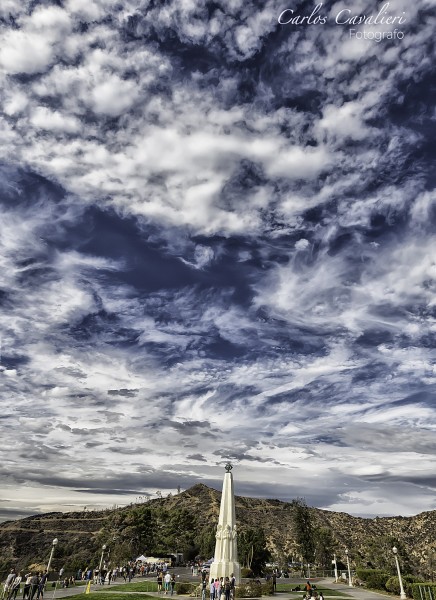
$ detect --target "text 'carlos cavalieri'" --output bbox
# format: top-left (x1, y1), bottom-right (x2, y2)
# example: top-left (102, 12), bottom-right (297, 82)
top-left (278, 2), bottom-right (406, 41)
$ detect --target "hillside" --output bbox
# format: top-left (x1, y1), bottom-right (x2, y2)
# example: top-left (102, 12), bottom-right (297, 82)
top-left (0, 484), bottom-right (435, 577)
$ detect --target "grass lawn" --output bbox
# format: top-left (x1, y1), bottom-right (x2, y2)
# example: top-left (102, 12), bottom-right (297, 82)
top-left (78, 593), bottom-right (349, 600)
top-left (275, 585), bottom-right (351, 597)
top-left (106, 581), bottom-right (199, 594)
top-left (77, 594), bottom-right (163, 600)
top-left (108, 582), bottom-right (160, 592)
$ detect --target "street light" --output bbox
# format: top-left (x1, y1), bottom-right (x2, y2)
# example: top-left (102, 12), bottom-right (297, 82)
top-left (46, 538), bottom-right (58, 574)
top-left (392, 547), bottom-right (407, 600)
top-left (332, 553), bottom-right (338, 583)
top-left (99, 544), bottom-right (107, 573)
top-left (345, 549), bottom-right (353, 587)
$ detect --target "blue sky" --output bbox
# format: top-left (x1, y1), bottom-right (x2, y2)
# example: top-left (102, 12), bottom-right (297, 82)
top-left (0, 0), bottom-right (435, 522)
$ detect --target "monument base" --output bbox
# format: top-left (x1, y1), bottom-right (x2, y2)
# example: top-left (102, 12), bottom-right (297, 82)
top-left (209, 560), bottom-right (241, 584)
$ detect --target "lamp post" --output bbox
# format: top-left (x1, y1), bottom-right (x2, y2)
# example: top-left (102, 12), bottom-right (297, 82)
top-left (392, 547), bottom-right (407, 600)
top-left (345, 549), bottom-right (353, 587)
top-left (46, 538), bottom-right (58, 574)
top-left (99, 544), bottom-right (107, 573)
top-left (333, 553), bottom-right (338, 582)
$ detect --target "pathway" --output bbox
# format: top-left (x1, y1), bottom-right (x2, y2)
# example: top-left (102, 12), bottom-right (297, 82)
top-left (40, 575), bottom-right (397, 600)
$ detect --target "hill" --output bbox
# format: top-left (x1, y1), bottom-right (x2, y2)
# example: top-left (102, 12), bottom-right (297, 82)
top-left (0, 484), bottom-right (435, 578)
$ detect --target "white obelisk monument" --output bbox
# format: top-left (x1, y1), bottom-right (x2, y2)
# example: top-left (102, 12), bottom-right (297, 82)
top-left (210, 463), bottom-right (241, 584)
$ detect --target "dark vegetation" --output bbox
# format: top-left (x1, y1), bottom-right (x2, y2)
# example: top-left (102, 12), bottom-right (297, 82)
top-left (1, 484), bottom-right (435, 583)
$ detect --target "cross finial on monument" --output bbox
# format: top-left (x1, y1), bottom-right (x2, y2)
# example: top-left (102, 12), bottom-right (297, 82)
top-left (225, 462), bottom-right (233, 472)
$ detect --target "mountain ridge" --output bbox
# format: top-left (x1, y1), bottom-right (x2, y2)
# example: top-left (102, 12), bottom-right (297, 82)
top-left (0, 483), bottom-right (434, 577)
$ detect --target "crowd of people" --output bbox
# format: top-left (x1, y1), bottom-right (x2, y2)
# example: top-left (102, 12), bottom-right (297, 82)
top-left (3, 562), bottom-right (329, 600)
top-left (74, 559), bottom-right (171, 585)
top-left (2, 570), bottom-right (49, 600)
top-left (206, 575), bottom-right (236, 600)
top-left (1, 559), bottom-right (174, 599)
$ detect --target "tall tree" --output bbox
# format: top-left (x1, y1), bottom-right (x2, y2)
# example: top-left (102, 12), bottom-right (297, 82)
top-left (238, 528), bottom-right (271, 575)
top-left (362, 536), bottom-right (412, 575)
top-left (314, 527), bottom-right (336, 568)
top-left (167, 507), bottom-right (197, 556)
top-left (198, 525), bottom-right (216, 559)
top-left (291, 498), bottom-right (315, 570)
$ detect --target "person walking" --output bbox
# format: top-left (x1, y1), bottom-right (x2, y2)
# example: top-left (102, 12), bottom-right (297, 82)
top-left (35, 573), bottom-right (47, 600)
top-left (22, 574), bottom-right (33, 600)
top-left (157, 572), bottom-right (163, 593)
top-left (3, 570), bottom-right (16, 600)
top-left (170, 575), bottom-right (176, 597)
top-left (7, 573), bottom-right (22, 600)
top-left (224, 578), bottom-right (231, 600)
top-left (29, 575), bottom-right (39, 600)
top-left (164, 572), bottom-right (171, 595)
top-left (230, 575), bottom-right (235, 600)
top-left (213, 578), bottom-right (220, 600)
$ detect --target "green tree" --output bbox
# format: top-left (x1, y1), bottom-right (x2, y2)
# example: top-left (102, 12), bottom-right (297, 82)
top-left (238, 528), bottom-right (270, 575)
top-left (291, 498), bottom-right (315, 570)
top-left (167, 508), bottom-right (196, 553)
top-left (198, 525), bottom-right (216, 559)
top-left (361, 536), bottom-right (412, 575)
top-left (314, 527), bottom-right (336, 568)
top-left (105, 506), bottom-right (156, 559)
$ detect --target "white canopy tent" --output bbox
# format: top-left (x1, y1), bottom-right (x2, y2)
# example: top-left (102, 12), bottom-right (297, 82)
top-left (135, 556), bottom-right (163, 563)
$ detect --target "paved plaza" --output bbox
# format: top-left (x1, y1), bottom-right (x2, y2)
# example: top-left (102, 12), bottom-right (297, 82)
top-left (39, 572), bottom-right (392, 600)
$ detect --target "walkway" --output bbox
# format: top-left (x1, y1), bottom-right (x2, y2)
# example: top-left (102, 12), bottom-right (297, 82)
top-left (314, 578), bottom-right (391, 600)
top-left (40, 576), bottom-right (396, 600)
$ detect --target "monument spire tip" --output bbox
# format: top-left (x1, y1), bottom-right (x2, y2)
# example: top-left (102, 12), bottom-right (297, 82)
top-left (225, 462), bottom-right (233, 472)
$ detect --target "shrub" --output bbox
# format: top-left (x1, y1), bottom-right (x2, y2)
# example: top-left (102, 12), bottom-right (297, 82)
top-left (176, 582), bottom-right (196, 595)
top-left (261, 580), bottom-right (274, 595)
top-left (387, 575), bottom-right (424, 598)
top-left (234, 581), bottom-right (262, 598)
top-left (355, 569), bottom-right (390, 590)
top-left (386, 576), bottom-right (402, 595)
top-left (241, 568), bottom-right (254, 578)
top-left (411, 583), bottom-right (436, 600)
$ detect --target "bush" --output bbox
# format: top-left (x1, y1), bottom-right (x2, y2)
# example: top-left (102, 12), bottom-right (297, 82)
top-left (176, 582), bottom-right (196, 595)
top-left (386, 576), bottom-right (402, 595)
top-left (261, 580), bottom-right (274, 595)
top-left (387, 575), bottom-right (424, 598)
top-left (355, 569), bottom-right (390, 590)
top-left (241, 568), bottom-right (254, 578)
top-left (411, 583), bottom-right (436, 600)
top-left (234, 581), bottom-right (262, 598)
top-left (404, 576), bottom-right (425, 598)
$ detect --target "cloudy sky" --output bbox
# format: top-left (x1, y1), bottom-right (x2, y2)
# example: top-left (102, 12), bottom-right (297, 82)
top-left (0, 0), bottom-right (435, 523)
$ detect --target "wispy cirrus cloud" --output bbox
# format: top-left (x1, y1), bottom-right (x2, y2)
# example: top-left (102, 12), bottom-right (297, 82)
top-left (0, 0), bottom-right (435, 521)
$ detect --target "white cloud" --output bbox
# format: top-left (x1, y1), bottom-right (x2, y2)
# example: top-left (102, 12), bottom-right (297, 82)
top-left (0, 31), bottom-right (55, 74)
top-left (90, 76), bottom-right (141, 117)
top-left (29, 107), bottom-right (82, 133)
top-left (0, 0), bottom-right (434, 522)
top-left (316, 101), bottom-right (370, 141)
top-left (295, 239), bottom-right (310, 250)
